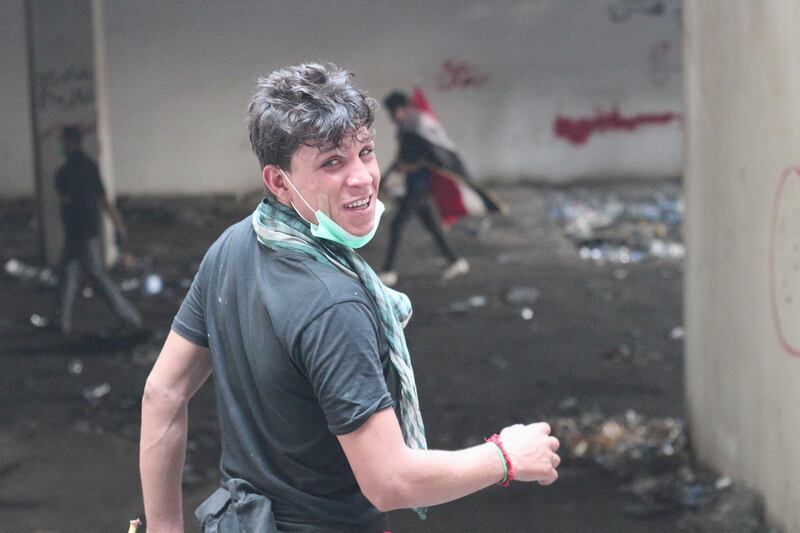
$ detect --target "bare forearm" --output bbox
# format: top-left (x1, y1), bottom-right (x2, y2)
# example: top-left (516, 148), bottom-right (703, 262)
top-left (140, 393), bottom-right (189, 532)
top-left (383, 443), bottom-right (504, 510)
top-left (101, 196), bottom-right (124, 229)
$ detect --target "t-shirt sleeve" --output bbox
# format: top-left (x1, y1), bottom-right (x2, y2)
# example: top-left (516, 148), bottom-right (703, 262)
top-left (298, 301), bottom-right (394, 435)
top-left (172, 270), bottom-right (208, 347)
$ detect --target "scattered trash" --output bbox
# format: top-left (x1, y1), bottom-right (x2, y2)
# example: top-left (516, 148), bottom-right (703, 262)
top-left (82, 382), bottom-right (111, 402)
top-left (669, 326), bottom-right (685, 340)
top-left (121, 278), bottom-right (141, 292)
top-left (38, 268), bottom-right (57, 288)
top-left (553, 408), bottom-right (687, 476)
top-left (5, 258), bottom-right (39, 280)
top-left (446, 294), bottom-right (488, 314)
top-left (143, 273), bottom-right (164, 295)
top-left (4, 258), bottom-right (58, 288)
top-left (30, 314), bottom-right (49, 328)
top-left (602, 342), bottom-right (664, 366)
top-left (715, 476), bottom-right (733, 490)
top-left (558, 397), bottom-right (579, 412)
top-left (68, 359), bottom-right (84, 375)
top-left (503, 286), bottom-right (541, 306)
top-left (678, 487), bottom-right (768, 533)
top-left (550, 188), bottom-right (684, 264)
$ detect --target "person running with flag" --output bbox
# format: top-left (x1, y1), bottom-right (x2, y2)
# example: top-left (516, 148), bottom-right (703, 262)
top-left (379, 89), bottom-right (507, 287)
top-left (140, 63), bottom-right (559, 533)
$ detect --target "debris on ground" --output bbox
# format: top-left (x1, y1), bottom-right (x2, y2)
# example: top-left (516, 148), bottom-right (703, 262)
top-left (551, 406), bottom-right (776, 531)
top-left (550, 185), bottom-right (684, 264)
top-left (444, 294), bottom-right (489, 314)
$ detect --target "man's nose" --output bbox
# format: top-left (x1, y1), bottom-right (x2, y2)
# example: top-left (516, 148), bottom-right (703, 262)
top-left (346, 161), bottom-right (374, 187)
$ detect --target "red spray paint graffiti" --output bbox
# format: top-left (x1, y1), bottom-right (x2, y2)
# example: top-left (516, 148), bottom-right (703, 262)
top-left (553, 108), bottom-right (680, 145)
top-left (436, 59), bottom-right (489, 92)
top-left (769, 166), bottom-right (800, 357)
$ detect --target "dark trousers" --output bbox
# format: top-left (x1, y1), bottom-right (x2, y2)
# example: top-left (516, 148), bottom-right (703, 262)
top-left (382, 187), bottom-right (458, 272)
top-left (58, 237), bottom-right (142, 333)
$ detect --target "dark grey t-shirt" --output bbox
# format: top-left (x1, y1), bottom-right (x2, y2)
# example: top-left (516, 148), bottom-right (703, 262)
top-left (172, 216), bottom-right (397, 530)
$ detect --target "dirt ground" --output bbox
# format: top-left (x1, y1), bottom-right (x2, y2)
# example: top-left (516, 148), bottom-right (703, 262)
top-left (0, 181), bottom-right (726, 533)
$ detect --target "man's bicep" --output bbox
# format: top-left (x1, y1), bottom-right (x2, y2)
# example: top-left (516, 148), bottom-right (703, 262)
top-left (337, 407), bottom-right (408, 500)
top-left (147, 330), bottom-right (212, 399)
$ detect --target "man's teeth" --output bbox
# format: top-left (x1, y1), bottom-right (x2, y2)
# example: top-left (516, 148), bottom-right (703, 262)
top-left (345, 198), bottom-right (370, 209)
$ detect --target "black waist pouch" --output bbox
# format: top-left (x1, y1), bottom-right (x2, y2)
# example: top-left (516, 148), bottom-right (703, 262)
top-left (195, 478), bottom-right (278, 533)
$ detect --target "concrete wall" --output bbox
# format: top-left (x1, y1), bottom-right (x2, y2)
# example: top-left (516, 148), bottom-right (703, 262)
top-left (97, 0), bottom-right (682, 195)
top-left (0, 0), bottom-right (35, 197)
top-left (683, 2), bottom-right (800, 531)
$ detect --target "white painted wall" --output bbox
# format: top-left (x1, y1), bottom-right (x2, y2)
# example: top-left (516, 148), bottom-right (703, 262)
top-left (0, 0), bottom-right (683, 197)
top-left (684, 2), bottom-right (800, 531)
top-left (97, 0), bottom-right (683, 195)
top-left (0, 0), bottom-right (35, 197)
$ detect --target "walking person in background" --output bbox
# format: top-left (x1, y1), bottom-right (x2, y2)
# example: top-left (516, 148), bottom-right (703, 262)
top-left (140, 63), bottom-right (559, 533)
top-left (55, 125), bottom-right (142, 335)
top-left (378, 89), bottom-right (506, 287)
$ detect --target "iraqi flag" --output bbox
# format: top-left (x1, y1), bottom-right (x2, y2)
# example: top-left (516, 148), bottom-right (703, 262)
top-left (406, 88), bottom-right (507, 227)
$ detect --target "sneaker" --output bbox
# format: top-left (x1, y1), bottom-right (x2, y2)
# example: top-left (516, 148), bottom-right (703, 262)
top-left (379, 271), bottom-right (398, 287)
top-left (442, 258), bottom-right (470, 281)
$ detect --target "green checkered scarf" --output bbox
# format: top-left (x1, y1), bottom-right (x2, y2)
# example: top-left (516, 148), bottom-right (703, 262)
top-left (252, 196), bottom-right (427, 519)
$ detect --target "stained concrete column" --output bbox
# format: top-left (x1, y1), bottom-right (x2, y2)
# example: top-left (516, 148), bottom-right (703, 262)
top-left (26, 0), bottom-right (99, 265)
top-left (683, 1), bottom-right (800, 530)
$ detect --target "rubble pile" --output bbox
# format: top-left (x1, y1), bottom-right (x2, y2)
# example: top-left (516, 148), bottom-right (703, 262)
top-left (552, 406), bottom-right (777, 532)
top-left (550, 185), bottom-right (684, 264)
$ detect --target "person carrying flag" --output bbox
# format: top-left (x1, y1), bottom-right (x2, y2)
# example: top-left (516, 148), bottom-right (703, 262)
top-left (378, 89), bottom-right (506, 287)
top-left (139, 63), bottom-right (559, 533)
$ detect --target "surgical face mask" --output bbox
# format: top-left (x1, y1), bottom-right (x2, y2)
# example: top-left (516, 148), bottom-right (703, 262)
top-left (279, 168), bottom-right (384, 249)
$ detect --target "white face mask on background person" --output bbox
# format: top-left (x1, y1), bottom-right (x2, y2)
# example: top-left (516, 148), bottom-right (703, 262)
top-left (279, 168), bottom-right (384, 249)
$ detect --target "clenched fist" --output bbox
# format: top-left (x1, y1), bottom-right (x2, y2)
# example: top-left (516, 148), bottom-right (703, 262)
top-left (499, 422), bottom-right (560, 485)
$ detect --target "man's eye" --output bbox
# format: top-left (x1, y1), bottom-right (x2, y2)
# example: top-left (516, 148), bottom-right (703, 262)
top-left (360, 146), bottom-right (375, 157)
top-left (322, 158), bottom-right (340, 168)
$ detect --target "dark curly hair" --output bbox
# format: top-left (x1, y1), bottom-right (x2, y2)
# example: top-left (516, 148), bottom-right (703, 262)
top-left (247, 62), bottom-right (378, 170)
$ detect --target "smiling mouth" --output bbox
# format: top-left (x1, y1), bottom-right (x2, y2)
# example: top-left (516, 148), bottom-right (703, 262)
top-left (344, 196), bottom-right (371, 210)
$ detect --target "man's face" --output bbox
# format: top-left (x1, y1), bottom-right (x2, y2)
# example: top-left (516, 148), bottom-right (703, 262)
top-left (284, 128), bottom-right (381, 236)
top-left (391, 106), bottom-right (408, 125)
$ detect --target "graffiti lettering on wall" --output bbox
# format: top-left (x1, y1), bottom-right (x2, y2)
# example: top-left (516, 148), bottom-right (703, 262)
top-left (769, 167), bottom-right (800, 357)
top-left (607, 0), bottom-right (665, 22)
top-left (436, 59), bottom-right (489, 92)
top-left (35, 66), bottom-right (95, 111)
top-left (553, 108), bottom-right (679, 145)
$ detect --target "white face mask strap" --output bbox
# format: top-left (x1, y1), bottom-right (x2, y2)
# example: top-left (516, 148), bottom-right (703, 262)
top-left (278, 168), bottom-right (315, 213)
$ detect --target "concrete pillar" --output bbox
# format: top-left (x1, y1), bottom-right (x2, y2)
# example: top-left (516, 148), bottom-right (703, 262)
top-left (683, 1), bottom-right (800, 530)
top-left (26, 0), bottom-right (98, 265)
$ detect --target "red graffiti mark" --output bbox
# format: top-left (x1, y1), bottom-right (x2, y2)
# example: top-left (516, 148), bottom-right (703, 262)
top-left (436, 59), bottom-right (489, 92)
top-left (553, 108), bottom-right (679, 145)
top-left (769, 167), bottom-right (800, 357)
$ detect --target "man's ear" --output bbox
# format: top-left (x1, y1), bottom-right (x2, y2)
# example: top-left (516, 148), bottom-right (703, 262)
top-left (262, 165), bottom-right (291, 204)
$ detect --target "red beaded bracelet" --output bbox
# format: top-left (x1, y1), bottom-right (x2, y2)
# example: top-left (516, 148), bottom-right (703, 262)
top-left (485, 434), bottom-right (514, 487)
